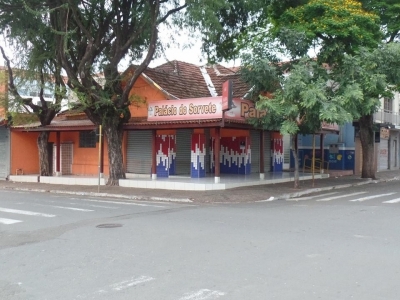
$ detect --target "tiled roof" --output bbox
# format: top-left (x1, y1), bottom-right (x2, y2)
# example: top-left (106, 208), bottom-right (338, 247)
top-left (11, 115), bottom-right (95, 131)
top-left (144, 61), bottom-right (211, 99)
top-left (141, 60), bottom-right (251, 100)
top-left (203, 64), bottom-right (250, 98)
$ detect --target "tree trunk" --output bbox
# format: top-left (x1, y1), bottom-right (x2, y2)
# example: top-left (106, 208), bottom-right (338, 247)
top-left (291, 134), bottom-right (300, 189)
top-left (37, 131), bottom-right (51, 176)
top-left (359, 114), bottom-right (376, 179)
top-left (103, 123), bottom-right (125, 186)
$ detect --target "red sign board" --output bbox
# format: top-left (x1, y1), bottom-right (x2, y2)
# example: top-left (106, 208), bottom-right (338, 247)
top-left (222, 80), bottom-right (233, 111)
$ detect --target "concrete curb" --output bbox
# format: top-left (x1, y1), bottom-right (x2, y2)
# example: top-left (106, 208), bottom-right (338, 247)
top-left (1, 187), bottom-right (193, 203)
top-left (258, 177), bottom-right (399, 202)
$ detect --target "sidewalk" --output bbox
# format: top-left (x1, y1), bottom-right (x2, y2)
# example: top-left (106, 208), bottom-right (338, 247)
top-left (1, 170), bottom-right (399, 204)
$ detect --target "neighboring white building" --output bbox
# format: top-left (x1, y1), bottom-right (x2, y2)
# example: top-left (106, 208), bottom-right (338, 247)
top-left (372, 92), bottom-right (400, 171)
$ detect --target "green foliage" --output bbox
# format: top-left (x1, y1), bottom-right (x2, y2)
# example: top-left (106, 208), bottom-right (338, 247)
top-left (331, 44), bottom-right (400, 118)
top-left (361, 0), bottom-right (400, 42)
top-left (269, 0), bottom-right (382, 62)
top-left (246, 58), bottom-right (353, 136)
top-left (192, 0), bottom-right (271, 62)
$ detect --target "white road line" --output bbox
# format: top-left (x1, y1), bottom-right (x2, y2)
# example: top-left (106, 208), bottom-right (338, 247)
top-left (69, 203), bottom-right (119, 209)
top-left (178, 289), bottom-right (225, 300)
top-left (316, 192), bottom-right (367, 201)
top-left (110, 276), bottom-right (155, 291)
top-left (288, 192), bottom-right (338, 201)
top-left (0, 218), bottom-right (22, 225)
top-left (83, 198), bottom-right (166, 208)
top-left (350, 193), bottom-right (396, 202)
top-left (0, 207), bottom-right (56, 217)
top-left (48, 205), bottom-right (94, 212)
top-left (382, 198), bottom-right (400, 204)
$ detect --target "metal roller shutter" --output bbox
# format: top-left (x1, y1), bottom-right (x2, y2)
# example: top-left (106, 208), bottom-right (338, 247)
top-left (126, 131), bottom-right (152, 174)
top-left (283, 135), bottom-right (291, 170)
top-left (378, 138), bottom-right (389, 171)
top-left (264, 131), bottom-right (271, 173)
top-left (0, 127), bottom-right (9, 179)
top-left (176, 129), bottom-right (192, 175)
top-left (205, 129), bottom-right (211, 174)
top-left (250, 130), bottom-right (260, 173)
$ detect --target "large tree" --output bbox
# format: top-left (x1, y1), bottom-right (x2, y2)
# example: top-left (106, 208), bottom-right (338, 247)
top-left (332, 44), bottom-right (400, 178)
top-left (0, 0), bottom-right (257, 185)
top-left (0, 1), bottom-right (66, 176)
top-left (265, 0), bottom-right (396, 179)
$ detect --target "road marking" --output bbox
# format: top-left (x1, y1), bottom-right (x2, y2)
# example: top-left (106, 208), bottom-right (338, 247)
top-left (382, 198), bottom-right (400, 204)
top-left (349, 193), bottom-right (396, 202)
top-left (83, 198), bottom-right (166, 208)
top-left (70, 203), bottom-right (119, 209)
top-left (0, 207), bottom-right (56, 217)
top-left (178, 289), bottom-right (225, 300)
top-left (316, 192), bottom-right (367, 201)
top-left (288, 192), bottom-right (338, 201)
top-left (354, 234), bottom-right (372, 239)
top-left (48, 205), bottom-right (94, 212)
top-left (0, 217), bottom-right (22, 225)
top-left (110, 276), bottom-right (155, 291)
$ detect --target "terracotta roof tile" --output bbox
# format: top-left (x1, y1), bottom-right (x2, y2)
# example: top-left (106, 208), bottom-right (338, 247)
top-left (142, 61), bottom-right (210, 99)
top-left (12, 114), bottom-right (95, 130)
top-left (204, 64), bottom-right (250, 98)
top-left (140, 60), bottom-right (251, 100)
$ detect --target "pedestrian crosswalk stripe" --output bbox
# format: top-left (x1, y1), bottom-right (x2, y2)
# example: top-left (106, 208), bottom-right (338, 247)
top-left (349, 193), bottom-right (396, 202)
top-left (382, 198), bottom-right (400, 204)
top-left (288, 192), bottom-right (338, 201)
top-left (49, 205), bottom-right (94, 212)
top-left (316, 192), bottom-right (367, 202)
top-left (69, 203), bottom-right (118, 209)
top-left (178, 289), bottom-right (226, 300)
top-left (0, 207), bottom-right (56, 217)
top-left (0, 217), bottom-right (22, 225)
top-left (83, 198), bottom-right (166, 208)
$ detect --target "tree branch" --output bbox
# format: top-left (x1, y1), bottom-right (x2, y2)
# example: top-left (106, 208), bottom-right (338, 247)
top-left (120, 0), bottom-right (160, 107)
top-left (157, 3), bottom-right (187, 24)
top-left (0, 45), bottom-right (34, 113)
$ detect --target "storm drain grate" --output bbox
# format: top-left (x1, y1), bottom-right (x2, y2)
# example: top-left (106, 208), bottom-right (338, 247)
top-left (96, 223), bottom-right (123, 228)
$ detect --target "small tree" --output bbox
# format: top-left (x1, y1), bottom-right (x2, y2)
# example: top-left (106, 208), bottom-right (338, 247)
top-left (243, 57), bottom-right (352, 188)
top-left (0, 47), bottom-right (66, 176)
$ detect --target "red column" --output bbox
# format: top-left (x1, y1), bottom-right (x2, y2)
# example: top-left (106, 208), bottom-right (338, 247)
top-left (260, 131), bottom-right (265, 178)
top-left (151, 130), bottom-right (157, 179)
top-left (215, 127), bottom-right (221, 183)
top-left (56, 131), bottom-right (61, 175)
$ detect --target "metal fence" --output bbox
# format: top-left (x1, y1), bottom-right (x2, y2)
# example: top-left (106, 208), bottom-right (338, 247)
top-left (374, 109), bottom-right (400, 126)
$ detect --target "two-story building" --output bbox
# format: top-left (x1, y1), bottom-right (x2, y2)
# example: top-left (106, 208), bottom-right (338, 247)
top-left (372, 93), bottom-right (400, 171)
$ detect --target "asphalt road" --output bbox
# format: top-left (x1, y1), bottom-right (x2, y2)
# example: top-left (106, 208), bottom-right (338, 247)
top-left (1, 181), bottom-right (400, 300)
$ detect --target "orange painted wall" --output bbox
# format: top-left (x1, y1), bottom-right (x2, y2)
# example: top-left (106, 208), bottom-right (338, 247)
top-left (48, 131), bottom-right (110, 176)
top-left (11, 131), bottom-right (40, 175)
top-left (11, 130), bottom-right (112, 176)
top-left (0, 68), bottom-right (8, 120)
top-left (128, 76), bottom-right (167, 118)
